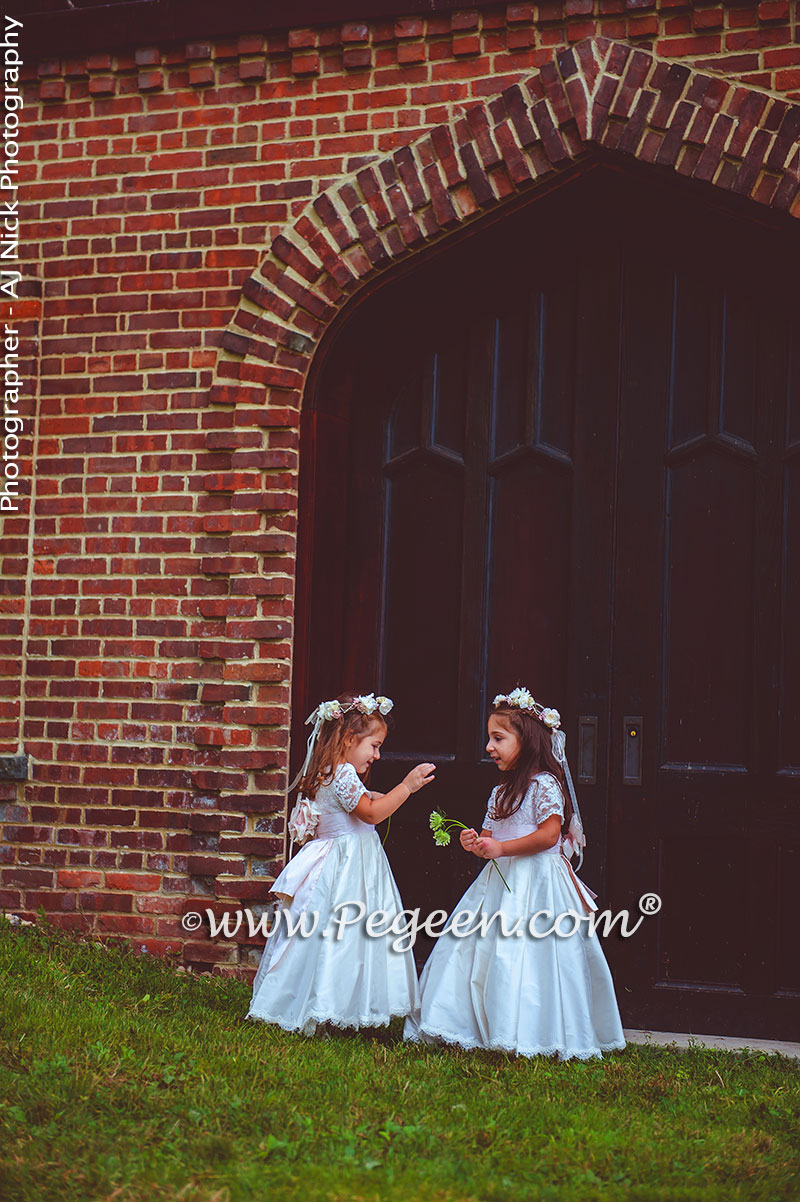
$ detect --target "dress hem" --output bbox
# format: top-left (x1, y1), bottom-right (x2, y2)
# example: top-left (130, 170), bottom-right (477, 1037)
top-left (246, 1005), bottom-right (414, 1034)
top-left (406, 1024), bottom-right (626, 1061)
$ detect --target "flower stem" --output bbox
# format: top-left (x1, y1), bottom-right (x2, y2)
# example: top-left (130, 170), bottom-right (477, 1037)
top-left (489, 860), bottom-right (511, 892)
top-left (445, 816), bottom-right (510, 890)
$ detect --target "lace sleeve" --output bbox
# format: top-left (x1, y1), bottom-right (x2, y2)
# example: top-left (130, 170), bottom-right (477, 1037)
top-left (534, 773), bottom-right (565, 826)
top-left (332, 763), bottom-right (366, 813)
top-left (482, 787), bottom-right (497, 832)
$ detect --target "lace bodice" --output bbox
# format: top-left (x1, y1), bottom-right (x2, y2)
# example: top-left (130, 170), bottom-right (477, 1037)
top-left (301, 762), bottom-right (371, 840)
top-left (311, 762), bottom-right (366, 814)
top-left (482, 772), bottom-right (565, 847)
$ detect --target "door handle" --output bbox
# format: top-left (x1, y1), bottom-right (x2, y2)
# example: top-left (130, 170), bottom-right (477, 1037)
top-left (623, 716), bottom-right (643, 785)
top-left (577, 716), bottom-right (598, 785)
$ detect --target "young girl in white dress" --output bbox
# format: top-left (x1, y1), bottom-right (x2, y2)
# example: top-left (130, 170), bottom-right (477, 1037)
top-left (248, 691), bottom-right (435, 1036)
top-left (405, 687), bottom-right (625, 1060)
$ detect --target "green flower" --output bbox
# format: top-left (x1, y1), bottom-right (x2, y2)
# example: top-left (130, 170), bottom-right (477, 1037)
top-left (429, 806), bottom-right (511, 892)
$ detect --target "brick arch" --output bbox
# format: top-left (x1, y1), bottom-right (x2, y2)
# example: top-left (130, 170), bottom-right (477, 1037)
top-left (197, 35), bottom-right (800, 845)
top-left (212, 33), bottom-right (800, 403)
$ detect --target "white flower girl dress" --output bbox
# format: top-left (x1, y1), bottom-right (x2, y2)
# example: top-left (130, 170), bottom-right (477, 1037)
top-left (405, 772), bottom-right (626, 1060)
top-left (248, 762), bottom-right (419, 1035)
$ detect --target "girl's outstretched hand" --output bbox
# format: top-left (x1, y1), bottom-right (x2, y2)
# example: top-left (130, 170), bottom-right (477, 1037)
top-left (460, 827), bottom-right (479, 853)
top-left (475, 836), bottom-right (503, 860)
top-left (403, 763), bottom-right (436, 794)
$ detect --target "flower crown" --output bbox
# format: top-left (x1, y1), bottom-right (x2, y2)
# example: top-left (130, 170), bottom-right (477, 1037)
top-left (289, 692), bottom-right (395, 797)
top-left (492, 686), bottom-right (560, 730)
top-left (313, 693), bottom-right (394, 723)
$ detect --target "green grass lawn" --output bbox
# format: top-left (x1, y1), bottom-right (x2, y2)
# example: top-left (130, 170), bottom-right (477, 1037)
top-left (1, 917), bottom-right (798, 1202)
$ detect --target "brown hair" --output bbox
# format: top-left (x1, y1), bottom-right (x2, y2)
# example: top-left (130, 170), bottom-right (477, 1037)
top-left (296, 692), bottom-right (388, 801)
top-left (489, 700), bottom-right (573, 834)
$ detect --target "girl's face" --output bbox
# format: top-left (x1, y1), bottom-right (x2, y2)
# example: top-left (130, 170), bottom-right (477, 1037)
top-left (486, 715), bottom-right (521, 772)
top-left (345, 721), bottom-right (386, 774)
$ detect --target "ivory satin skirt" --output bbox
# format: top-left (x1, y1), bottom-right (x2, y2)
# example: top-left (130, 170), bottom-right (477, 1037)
top-left (247, 825), bottom-right (419, 1036)
top-left (404, 848), bottom-right (626, 1060)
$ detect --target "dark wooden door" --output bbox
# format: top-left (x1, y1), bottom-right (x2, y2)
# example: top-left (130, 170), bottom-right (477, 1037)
top-left (608, 191), bottom-right (800, 1038)
top-left (296, 165), bottom-right (800, 1038)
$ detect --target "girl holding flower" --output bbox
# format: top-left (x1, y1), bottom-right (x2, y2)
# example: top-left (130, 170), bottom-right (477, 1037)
top-left (248, 691), bottom-right (435, 1036)
top-left (405, 689), bottom-right (625, 1060)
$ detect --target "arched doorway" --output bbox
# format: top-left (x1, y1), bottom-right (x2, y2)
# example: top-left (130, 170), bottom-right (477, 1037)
top-left (295, 163), bottom-right (800, 1039)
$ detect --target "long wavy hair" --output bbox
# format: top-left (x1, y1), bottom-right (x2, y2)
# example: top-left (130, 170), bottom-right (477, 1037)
top-left (489, 700), bottom-right (573, 834)
top-left (296, 692), bottom-right (388, 801)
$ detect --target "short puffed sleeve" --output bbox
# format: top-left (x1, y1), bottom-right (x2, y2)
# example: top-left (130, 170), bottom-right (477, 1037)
top-left (332, 762), bottom-right (366, 813)
top-left (534, 773), bottom-right (565, 826)
top-left (482, 786), bottom-right (498, 832)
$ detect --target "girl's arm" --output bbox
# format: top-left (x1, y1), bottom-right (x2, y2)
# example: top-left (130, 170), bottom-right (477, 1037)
top-left (352, 763), bottom-right (435, 826)
top-left (475, 815), bottom-right (561, 859)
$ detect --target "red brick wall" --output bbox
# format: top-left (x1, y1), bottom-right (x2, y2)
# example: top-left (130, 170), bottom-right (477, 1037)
top-left (2, 0), bottom-right (799, 975)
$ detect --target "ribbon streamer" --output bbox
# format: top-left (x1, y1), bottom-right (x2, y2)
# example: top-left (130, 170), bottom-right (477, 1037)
top-left (551, 728), bottom-right (586, 871)
top-left (287, 704), bottom-right (324, 796)
top-left (286, 705), bottom-right (324, 858)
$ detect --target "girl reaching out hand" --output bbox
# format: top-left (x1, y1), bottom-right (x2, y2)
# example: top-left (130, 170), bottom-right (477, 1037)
top-left (248, 691), bottom-right (435, 1037)
top-left (405, 688), bottom-right (625, 1061)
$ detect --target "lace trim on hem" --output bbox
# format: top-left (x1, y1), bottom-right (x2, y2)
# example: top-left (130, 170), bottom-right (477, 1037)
top-left (246, 1005), bottom-right (413, 1034)
top-left (408, 1024), bottom-right (626, 1060)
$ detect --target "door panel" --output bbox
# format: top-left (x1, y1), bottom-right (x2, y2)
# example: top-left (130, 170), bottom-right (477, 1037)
top-left (781, 354), bottom-right (800, 768)
top-left (297, 165), bottom-right (800, 1037)
top-left (664, 448), bottom-right (755, 768)
top-left (383, 458), bottom-right (464, 757)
